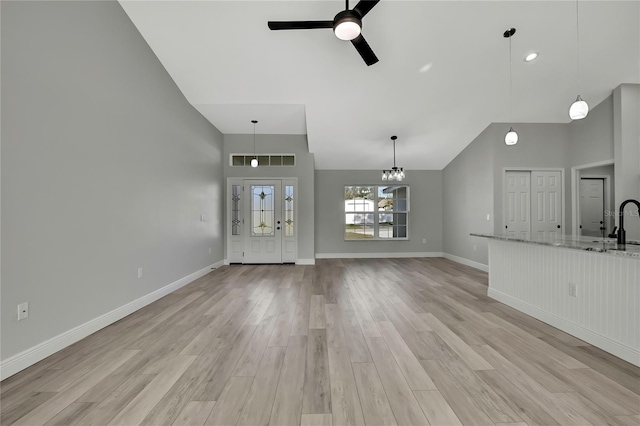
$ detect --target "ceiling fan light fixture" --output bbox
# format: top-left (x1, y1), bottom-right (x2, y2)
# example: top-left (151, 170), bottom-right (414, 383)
top-left (333, 11), bottom-right (362, 41)
top-left (569, 95), bottom-right (589, 120)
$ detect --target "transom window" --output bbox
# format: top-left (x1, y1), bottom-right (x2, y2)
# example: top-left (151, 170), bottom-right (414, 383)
top-left (344, 185), bottom-right (409, 240)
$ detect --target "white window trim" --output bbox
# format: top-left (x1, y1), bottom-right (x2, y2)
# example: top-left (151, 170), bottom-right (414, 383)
top-left (344, 185), bottom-right (410, 241)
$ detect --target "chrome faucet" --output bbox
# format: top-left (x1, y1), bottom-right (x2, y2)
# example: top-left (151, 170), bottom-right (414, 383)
top-left (617, 199), bottom-right (640, 247)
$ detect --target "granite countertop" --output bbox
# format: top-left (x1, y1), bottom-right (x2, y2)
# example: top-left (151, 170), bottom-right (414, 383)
top-left (471, 233), bottom-right (640, 259)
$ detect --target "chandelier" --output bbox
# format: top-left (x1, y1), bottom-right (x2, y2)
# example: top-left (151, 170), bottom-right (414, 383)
top-left (381, 136), bottom-right (405, 181)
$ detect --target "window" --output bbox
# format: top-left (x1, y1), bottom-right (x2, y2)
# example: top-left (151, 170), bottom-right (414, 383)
top-left (230, 154), bottom-right (295, 167)
top-left (344, 185), bottom-right (409, 240)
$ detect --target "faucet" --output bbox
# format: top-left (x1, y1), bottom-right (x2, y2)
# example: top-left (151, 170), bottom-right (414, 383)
top-left (617, 199), bottom-right (640, 247)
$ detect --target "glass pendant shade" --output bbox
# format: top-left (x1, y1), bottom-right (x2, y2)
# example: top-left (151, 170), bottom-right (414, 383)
top-left (251, 157), bottom-right (258, 168)
top-left (505, 127), bottom-right (518, 145)
top-left (569, 96), bottom-right (589, 120)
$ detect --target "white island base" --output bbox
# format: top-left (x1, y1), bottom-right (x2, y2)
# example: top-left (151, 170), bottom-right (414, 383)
top-left (480, 237), bottom-right (639, 367)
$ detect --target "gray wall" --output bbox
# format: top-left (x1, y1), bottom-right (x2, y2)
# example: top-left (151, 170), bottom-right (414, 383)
top-left (1, 1), bottom-right (224, 361)
top-left (443, 122), bottom-right (570, 265)
top-left (442, 90), bottom-right (638, 265)
top-left (315, 170), bottom-right (443, 255)
top-left (443, 126), bottom-right (494, 265)
top-left (613, 84), bottom-right (640, 240)
top-left (491, 123), bottom-right (571, 235)
top-left (223, 134), bottom-right (315, 261)
top-left (569, 94), bottom-right (614, 167)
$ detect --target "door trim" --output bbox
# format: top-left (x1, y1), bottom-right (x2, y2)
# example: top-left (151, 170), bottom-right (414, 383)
top-left (570, 159), bottom-right (614, 237)
top-left (225, 177), bottom-right (298, 264)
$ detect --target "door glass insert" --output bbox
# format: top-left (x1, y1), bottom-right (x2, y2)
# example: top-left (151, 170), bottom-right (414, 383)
top-left (251, 185), bottom-right (275, 236)
top-left (231, 185), bottom-right (241, 236)
top-left (285, 185), bottom-right (294, 236)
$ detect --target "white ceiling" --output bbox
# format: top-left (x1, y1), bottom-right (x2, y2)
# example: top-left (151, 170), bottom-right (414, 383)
top-left (119, 0), bottom-right (640, 170)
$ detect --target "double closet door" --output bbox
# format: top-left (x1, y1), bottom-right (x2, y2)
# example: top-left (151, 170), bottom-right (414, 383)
top-left (504, 170), bottom-right (562, 240)
top-left (227, 179), bottom-right (296, 264)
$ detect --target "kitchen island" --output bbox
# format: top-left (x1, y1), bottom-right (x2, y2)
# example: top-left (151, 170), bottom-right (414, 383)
top-left (472, 233), bottom-right (639, 366)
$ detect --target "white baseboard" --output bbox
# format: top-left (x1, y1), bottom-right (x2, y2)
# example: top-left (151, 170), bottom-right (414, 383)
top-left (442, 253), bottom-right (489, 272)
top-left (0, 262), bottom-right (221, 380)
top-left (295, 259), bottom-right (316, 265)
top-left (488, 288), bottom-right (640, 367)
top-left (315, 252), bottom-right (443, 259)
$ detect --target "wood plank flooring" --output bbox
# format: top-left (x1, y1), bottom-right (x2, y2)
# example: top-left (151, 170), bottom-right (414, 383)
top-left (2, 258), bottom-right (639, 426)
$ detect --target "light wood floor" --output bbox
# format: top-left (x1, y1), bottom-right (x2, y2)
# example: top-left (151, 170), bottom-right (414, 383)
top-left (2, 258), bottom-right (639, 426)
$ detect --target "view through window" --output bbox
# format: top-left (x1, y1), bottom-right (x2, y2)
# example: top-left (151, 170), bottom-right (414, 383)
top-left (344, 185), bottom-right (409, 240)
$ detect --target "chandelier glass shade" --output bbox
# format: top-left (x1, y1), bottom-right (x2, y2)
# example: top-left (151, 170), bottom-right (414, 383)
top-left (382, 136), bottom-right (405, 181)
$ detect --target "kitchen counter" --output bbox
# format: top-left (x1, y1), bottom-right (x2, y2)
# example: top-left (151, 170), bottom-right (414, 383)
top-left (471, 233), bottom-right (640, 258)
top-left (473, 233), bottom-right (639, 366)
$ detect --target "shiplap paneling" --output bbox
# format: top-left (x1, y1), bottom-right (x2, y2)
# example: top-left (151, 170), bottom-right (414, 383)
top-left (488, 240), bottom-right (639, 366)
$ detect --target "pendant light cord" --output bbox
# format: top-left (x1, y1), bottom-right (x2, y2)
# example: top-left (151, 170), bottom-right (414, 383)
top-left (393, 138), bottom-right (396, 168)
top-left (252, 120), bottom-right (257, 158)
top-left (509, 34), bottom-right (513, 114)
top-left (576, 0), bottom-right (581, 93)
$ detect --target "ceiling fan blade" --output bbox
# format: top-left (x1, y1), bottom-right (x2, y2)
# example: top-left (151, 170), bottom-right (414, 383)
top-left (268, 21), bottom-right (333, 30)
top-left (353, 0), bottom-right (380, 18)
top-left (351, 34), bottom-right (379, 66)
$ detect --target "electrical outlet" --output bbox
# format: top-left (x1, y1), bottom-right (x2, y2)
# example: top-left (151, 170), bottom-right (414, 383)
top-left (201, 214), bottom-right (206, 222)
top-left (209, 247), bottom-right (212, 254)
top-left (486, 213), bottom-right (491, 221)
top-left (138, 268), bottom-right (144, 279)
top-left (569, 283), bottom-right (577, 297)
top-left (17, 302), bottom-right (29, 321)
top-left (473, 244), bottom-right (477, 251)
top-left (422, 239), bottom-right (427, 244)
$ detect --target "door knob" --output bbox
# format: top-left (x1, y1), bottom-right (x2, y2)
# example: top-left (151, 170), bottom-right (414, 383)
top-left (277, 227), bottom-right (281, 230)
top-left (557, 225), bottom-right (561, 229)
top-left (277, 221), bottom-right (281, 224)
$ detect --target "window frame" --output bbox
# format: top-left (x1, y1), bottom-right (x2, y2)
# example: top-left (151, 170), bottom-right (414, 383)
top-left (343, 185), bottom-right (410, 241)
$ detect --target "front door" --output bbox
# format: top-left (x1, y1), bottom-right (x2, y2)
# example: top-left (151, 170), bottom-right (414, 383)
top-left (244, 180), bottom-right (282, 263)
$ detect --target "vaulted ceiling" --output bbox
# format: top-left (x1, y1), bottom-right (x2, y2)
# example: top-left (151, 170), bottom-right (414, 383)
top-left (119, 0), bottom-right (640, 170)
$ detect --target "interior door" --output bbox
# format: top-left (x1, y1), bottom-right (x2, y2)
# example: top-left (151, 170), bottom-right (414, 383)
top-left (504, 171), bottom-right (531, 239)
top-left (579, 178), bottom-right (605, 237)
top-left (243, 180), bottom-right (282, 264)
top-left (531, 171), bottom-right (563, 240)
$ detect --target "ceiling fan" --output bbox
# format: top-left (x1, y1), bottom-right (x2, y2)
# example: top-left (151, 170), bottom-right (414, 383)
top-left (267, 0), bottom-right (381, 66)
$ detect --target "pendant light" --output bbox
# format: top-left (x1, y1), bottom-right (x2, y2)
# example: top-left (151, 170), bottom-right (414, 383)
top-left (250, 120), bottom-right (258, 168)
top-left (381, 136), bottom-right (405, 181)
top-left (504, 28), bottom-right (518, 146)
top-left (569, 0), bottom-right (588, 120)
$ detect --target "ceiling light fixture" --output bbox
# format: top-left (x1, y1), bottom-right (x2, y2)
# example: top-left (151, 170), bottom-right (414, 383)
top-left (333, 10), bottom-right (362, 41)
top-left (524, 52), bottom-right (538, 62)
top-left (251, 120), bottom-right (258, 168)
top-left (382, 136), bottom-right (405, 181)
top-left (504, 28), bottom-right (518, 146)
top-left (569, 0), bottom-right (589, 120)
